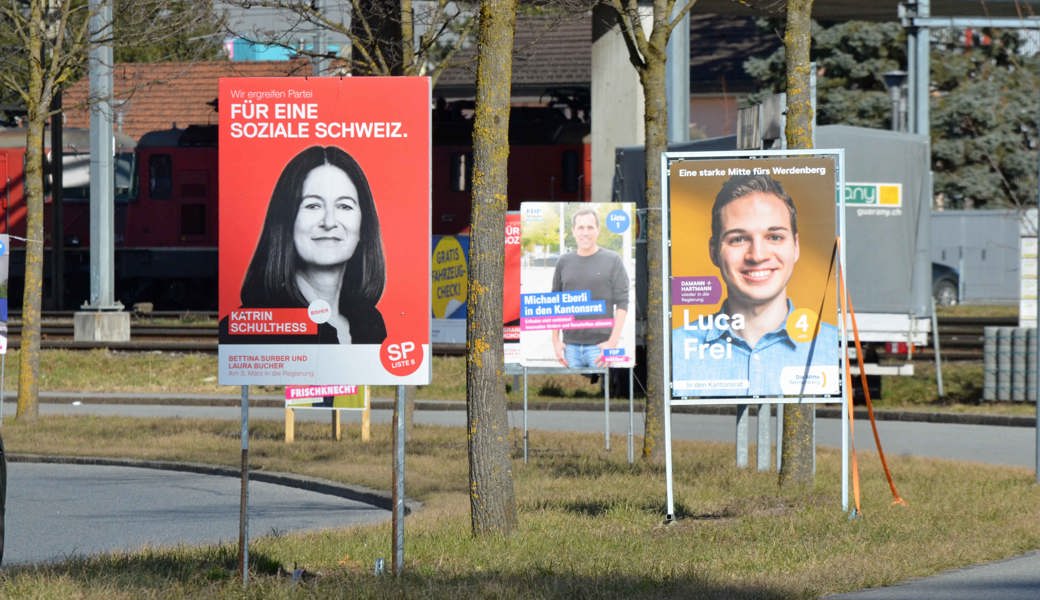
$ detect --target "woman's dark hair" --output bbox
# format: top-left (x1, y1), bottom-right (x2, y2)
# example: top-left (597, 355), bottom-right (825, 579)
top-left (241, 146), bottom-right (385, 310)
top-left (709, 173), bottom-right (798, 259)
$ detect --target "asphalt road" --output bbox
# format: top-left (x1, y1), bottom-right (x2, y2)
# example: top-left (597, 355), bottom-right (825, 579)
top-left (7, 399), bottom-right (1033, 469)
top-left (3, 461), bottom-right (389, 566)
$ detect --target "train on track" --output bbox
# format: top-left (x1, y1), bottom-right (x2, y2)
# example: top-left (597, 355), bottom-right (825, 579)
top-left (0, 96), bottom-right (591, 311)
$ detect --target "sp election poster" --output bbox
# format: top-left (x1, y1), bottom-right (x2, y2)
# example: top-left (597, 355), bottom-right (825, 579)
top-left (218, 77), bottom-right (431, 386)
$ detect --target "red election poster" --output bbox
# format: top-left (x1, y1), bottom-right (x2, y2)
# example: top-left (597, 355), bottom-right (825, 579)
top-left (217, 77), bottom-right (431, 386)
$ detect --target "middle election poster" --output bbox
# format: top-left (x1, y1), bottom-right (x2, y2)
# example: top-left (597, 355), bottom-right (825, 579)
top-left (519, 202), bottom-right (636, 370)
top-left (667, 155), bottom-right (841, 400)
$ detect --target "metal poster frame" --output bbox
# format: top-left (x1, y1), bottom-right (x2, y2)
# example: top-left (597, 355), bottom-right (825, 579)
top-left (660, 149), bottom-right (850, 518)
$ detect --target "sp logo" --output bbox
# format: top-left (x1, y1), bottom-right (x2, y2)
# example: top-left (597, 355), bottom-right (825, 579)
top-left (380, 339), bottom-right (423, 376)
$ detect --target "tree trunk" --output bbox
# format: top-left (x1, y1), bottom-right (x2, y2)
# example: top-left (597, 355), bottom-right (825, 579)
top-left (16, 1), bottom-right (49, 421)
top-left (779, 0), bottom-right (815, 488)
top-left (639, 46), bottom-right (668, 463)
top-left (466, 0), bottom-right (518, 536)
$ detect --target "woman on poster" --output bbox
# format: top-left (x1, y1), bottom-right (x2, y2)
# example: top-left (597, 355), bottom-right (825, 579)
top-left (221, 145), bottom-right (387, 344)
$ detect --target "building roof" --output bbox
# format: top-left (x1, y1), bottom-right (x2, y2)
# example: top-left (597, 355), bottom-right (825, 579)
top-left (62, 60), bottom-right (313, 141)
top-left (435, 13), bottom-right (592, 99)
top-left (436, 12), bottom-right (780, 99)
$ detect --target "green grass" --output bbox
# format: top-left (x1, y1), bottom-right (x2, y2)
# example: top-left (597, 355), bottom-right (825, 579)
top-left (0, 348), bottom-right (605, 405)
top-left (0, 340), bottom-right (1038, 597)
top-left (1, 417), bottom-right (1039, 598)
top-left (1, 347), bottom-right (1031, 417)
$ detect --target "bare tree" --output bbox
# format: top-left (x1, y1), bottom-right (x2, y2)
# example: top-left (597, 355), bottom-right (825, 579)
top-left (466, 0), bottom-right (518, 536)
top-left (221, 1), bottom-right (476, 82)
top-left (0, 0), bottom-right (225, 420)
top-left (0, 1), bottom-right (88, 420)
top-left (778, 0), bottom-right (815, 488)
top-left (597, 0), bottom-right (699, 462)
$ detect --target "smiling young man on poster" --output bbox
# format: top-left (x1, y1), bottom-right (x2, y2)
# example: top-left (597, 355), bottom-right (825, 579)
top-left (671, 167), bottom-right (839, 398)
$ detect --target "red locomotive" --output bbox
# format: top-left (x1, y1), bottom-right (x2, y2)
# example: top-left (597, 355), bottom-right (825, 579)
top-left (0, 99), bottom-right (590, 310)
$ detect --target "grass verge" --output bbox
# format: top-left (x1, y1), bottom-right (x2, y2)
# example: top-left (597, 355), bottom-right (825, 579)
top-left (1, 417), bottom-right (1039, 598)
top-left (1, 347), bottom-right (1033, 417)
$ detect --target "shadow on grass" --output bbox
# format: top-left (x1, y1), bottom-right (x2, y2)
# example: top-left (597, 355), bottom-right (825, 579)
top-left (302, 569), bottom-right (799, 599)
top-left (2, 545), bottom-right (282, 585)
top-left (534, 453), bottom-right (658, 479)
top-left (3, 555), bottom-right (800, 599)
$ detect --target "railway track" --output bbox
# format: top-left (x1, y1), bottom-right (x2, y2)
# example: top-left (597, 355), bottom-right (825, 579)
top-left (906, 315), bottom-right (1018, 362)
top-left (0, 313), bottom-right (1017, 359)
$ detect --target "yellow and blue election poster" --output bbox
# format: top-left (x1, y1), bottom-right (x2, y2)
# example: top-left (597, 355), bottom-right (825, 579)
top-left (668, 156), bottom-right (841, 400)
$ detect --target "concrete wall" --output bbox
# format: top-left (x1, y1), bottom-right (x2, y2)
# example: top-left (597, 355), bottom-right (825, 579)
top-left (590, 6), bottom-right (646, 203)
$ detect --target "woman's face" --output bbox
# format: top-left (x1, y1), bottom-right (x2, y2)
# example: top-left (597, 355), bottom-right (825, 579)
top-left (293, 163), bottom-right (363, 268)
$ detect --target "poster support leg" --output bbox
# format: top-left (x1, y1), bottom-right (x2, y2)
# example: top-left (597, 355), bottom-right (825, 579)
top-left (664, 395), bottom-right (675, 520)
top-left (332, 409), bottom-right (342, 441)
top-left (362, 386), bottom-right (371, 442)
top-left (627, 368), bottom-right (634, 465)
top-left (776, 403), bottom-right (784, 473)
top-left (603, 368), bottom-right (610, 451)
top-left (757, 403), bottom-right (771, 471)
top-left (523, 368), bottom-right (529, 464)
top-left (842, 383), bottom-right (849, 511)
top-left (735, 404), bottom-right (749, 468)
top-left (238, 385), bottom-right (250, 586)
top-left (284, 407), bottom-right (295, 443)
top-left (392, 385), bottom-right (406, 575)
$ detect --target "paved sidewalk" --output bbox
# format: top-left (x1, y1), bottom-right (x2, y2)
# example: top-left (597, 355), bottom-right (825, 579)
top-left (824, 551), bottom-right (1040, 600)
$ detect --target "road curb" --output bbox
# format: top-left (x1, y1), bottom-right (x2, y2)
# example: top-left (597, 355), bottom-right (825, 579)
top-left (3, 391), bottom-right (1035, 428)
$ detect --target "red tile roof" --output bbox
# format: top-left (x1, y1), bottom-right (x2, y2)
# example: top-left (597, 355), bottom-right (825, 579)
top-left (62, 60), bottom-right (313, 141)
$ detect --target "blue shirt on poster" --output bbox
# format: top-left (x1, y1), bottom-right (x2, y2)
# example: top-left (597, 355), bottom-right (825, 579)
top-left (671, 301), bottom-right (840, 398)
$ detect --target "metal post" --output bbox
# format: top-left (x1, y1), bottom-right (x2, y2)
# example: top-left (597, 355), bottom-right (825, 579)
top-left (523, 368), bottom-right (529, 463)
top-left (664, 395), bottom-right (675, 520)
top-left (735, 404), bottom-right (749, 468)
top-left (666, 6), bottom-right (690, 143)
top-left (756, 403), bottom-right (771, 471)
top-left (238, 385), bottom-right (249, 585)
top-left (393, 385), bottom-right (406, 575)
top-left (603, 368), bottom-right (610, 451)
top-left (913, 0), bottom-right (931, 138)
top-left (86, 0), bottom-right (118, 309)
top-left (775, 403), bottom-right (784, 473)
top-left (627, 368), bottom-right (634, 464)
top-left (842, 386), bottom-right (849, 512)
